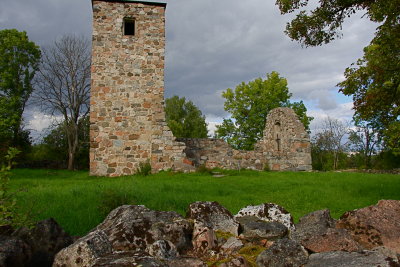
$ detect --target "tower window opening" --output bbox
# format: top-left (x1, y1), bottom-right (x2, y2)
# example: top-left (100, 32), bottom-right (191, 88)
top-left (124, 18), bottom-right (135, 36)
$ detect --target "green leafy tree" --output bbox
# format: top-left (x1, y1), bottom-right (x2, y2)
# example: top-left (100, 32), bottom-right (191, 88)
top-left (275, 0), bottom-right (400, 153)
top-left (165, 96), bottom-right (208, 138)
top-left (215, 71), bottom-right (312, 150)
top-left (0, 29), bottom-right (40, 153)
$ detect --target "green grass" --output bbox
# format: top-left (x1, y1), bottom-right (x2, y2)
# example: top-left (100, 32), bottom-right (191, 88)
top-left (9, 168), bottom-right (400, 236)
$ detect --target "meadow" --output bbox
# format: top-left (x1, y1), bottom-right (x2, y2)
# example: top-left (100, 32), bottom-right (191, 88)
top-left (9, 169), bottom-right (400, 236)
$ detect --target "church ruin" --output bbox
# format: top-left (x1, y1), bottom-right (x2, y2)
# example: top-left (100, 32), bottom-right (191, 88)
top-left (89, 0), bottom-right (312, 176)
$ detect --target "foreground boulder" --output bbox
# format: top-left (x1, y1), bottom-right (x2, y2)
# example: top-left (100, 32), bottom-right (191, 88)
top-left (187, 201), bottom-right (239, 235)
top-left (305, 250), bottom-right (399, 267)
top-left (256, 238), bottom-right (309, 267)
top-left (237, 216), bottom-right (288, 241)
top-left (291, 209), bottom-right (360, 253)
top-left (336, 200), bottom-right (400, 253)
top-left (235, 203), bottom-right (294, 230)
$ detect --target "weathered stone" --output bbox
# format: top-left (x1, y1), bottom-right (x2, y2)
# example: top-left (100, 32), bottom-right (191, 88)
top-left (290, 209), bottom-right (336, 242)
top-left (256, 238), bottom-right (308, 267)
top-left (336, 200), bottom-right (400, 253)
top-left (219, 256), bottom-right (251, 267)
top-left (0, 237), bottom-right (31, 267)
top-left (237, 216), bottom-right (288, 241)
top-left (14, 218), bottom-right (73, 267)
top-left (53, 230), bottom-right (113, 267)
top-left (301, 228), bottom-right (361, 253)
top-left (92, 251), bottom-right (167, 267)
top-left (192, 222), bottom-right (218, 254)
top-left (305, 250), bottom-right (399, 267)
top-left (235, 203), bottom-right (294, 230)
top-left (147, 240), bottom-right (178, 260)
top-left (187, 201), bottom-right (239, 235)
top-left (97, 205), bottom-right (193, 253)
top-left (221, 237), bottom-right (244, 253)
top-left (167, 257), bottom-right (207, 267)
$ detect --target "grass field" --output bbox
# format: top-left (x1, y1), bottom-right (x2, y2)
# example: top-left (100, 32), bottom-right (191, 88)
top-left (9, 168), bottom-right (400, 236)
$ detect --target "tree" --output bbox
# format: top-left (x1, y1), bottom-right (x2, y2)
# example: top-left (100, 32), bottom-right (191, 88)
top-left (312, 117), bottom-right (350, 170)
top-left (275, 0), bottom-right (400, 153)
top-left (34, 35), bottom-right (91, 170)
top-left (348, 120), bottom-right (381, 168)
top-left (165, 96), bottom-right (208, 138)
top-left (0, 29), bottom-right (40, 152)
top-left (215, 71), bottom-right (312, 150)
top-left (338, 24), bottom-right (400, 153)
top-left (275, 0), bottom-right (399, 47)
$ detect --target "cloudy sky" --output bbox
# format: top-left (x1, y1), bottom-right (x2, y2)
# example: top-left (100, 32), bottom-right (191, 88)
top-left (0, 0), bottom-right (378, 139)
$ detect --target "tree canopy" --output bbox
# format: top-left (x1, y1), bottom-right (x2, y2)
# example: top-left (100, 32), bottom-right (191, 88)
top-left (0, 29), bottom-right (40, 153)
top-left (215, 71), bottom-right (312, 150)
top-left (165, 96), bottom-right (208, 138)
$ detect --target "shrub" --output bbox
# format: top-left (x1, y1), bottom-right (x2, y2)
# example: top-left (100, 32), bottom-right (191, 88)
top-left (137, 160), bottom-right (152, 176)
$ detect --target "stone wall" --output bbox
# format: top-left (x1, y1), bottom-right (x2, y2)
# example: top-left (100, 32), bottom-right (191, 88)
top-left (178, 107), bottom-right (312, 171)
top-left (177, 138), bottom-right (266, 170)
top-left (90, 0), bottom-right (187, 176)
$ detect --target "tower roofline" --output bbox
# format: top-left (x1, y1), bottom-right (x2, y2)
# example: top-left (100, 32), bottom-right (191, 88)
top-left (91, 0), bottom-right (167, 8)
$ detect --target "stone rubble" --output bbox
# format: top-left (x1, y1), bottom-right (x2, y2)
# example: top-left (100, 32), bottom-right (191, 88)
top-left (1, 200), bottom-right (400, 267)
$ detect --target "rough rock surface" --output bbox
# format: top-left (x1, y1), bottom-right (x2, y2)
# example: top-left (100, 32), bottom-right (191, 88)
top-left (235, 203), bottom-right (294, 230)
top-left (187, 201), bottom-right (239, 235)
top-left (91, 251), bottom-right (167, 267)
top-left (256, 238), bottom-right (309, 267)
top-left (221, 237), bottom-right (244, 253)
top-left (192, 222), bottom-right (218, 254)
top-left (147, 240), bottom-right (178, 260)
top-left (15, 218), bottom-right (73, 267)
top-left (336, 200), bottom-right (400, 253)
top-left (53, 230), bottom-right (113, 267)
top-left (166, 257), bottom-right (207, 267)
top-left (305, 250), bottom-right (400, 267)
top-left (291, 209), bottom-right (360, 253)
top-left (302, 228), bottom-right (361, 253)
top-left (237, 216), bottom-right (288, 241)
top-left (0, 237), bottom-right (31, 267)
top-left (97, 205), bottom-right (193, 253)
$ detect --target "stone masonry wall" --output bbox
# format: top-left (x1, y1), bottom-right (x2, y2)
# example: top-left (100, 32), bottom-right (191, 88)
top-left (261, 107), bottom-right (312, 171)
top-left (90, 0), bottom-right (187, 176)
top-left (178, 107), bottom-right (312, 171)
top-left (177, 138), bottom-right (267, 170)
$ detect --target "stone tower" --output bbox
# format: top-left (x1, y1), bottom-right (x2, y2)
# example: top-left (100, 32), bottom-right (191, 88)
top-left (90, 0), bottom-right (186, 176)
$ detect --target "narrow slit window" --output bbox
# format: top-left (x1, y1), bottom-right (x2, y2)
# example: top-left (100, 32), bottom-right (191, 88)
top-left (124, 18), bottom-right (135, 36)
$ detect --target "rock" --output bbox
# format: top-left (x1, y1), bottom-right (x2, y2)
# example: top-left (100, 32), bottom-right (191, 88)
top-left (147, 240), bottom-right (178, 260)
top-left (301, 228), bottom-right (361, 253)
top-left (256, 238), bottom-right (308, 267)
top-left (97, 205), bottom-right (193, 253)
top-left (0, 237), bottom-right (31, 267)
top-left (192, 222), bottom-right (217, 254)
top-left (305, 250), bottom-right (400, 267)
top-left (237, 216), bottom-right (288, 241)
top-left (92, 251), bottom-right (167, 267)
top-left (187, 201), bottom-right (239, 235)
top-left (53, 230), bottom-right (113, 267)
top-left (167, 257), bottom-right (207, 267)
top-left (290, 209), bottom-right (336, 242)
top-left (221, 237), bottom-right (244, 253)
top-left (235, 203), bottom-right (294, 230)
top-left (336, 200), bottom-right (400, 253)
top-left (220, 256), bottom-right (251, 267)
top-left (14, 218), bottom-right (73, 267)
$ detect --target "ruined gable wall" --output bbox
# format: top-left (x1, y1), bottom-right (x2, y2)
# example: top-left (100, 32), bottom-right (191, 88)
top-left (261, 107), bottom-right (312, 171)
top-left (90, 1), bottom-right (186, 176)
top-left (179, 107), bottom-right (312, 171)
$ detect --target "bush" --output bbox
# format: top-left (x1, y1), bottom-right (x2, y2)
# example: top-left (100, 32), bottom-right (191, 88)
top-left (137, 160), bottom-right (152, 176)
